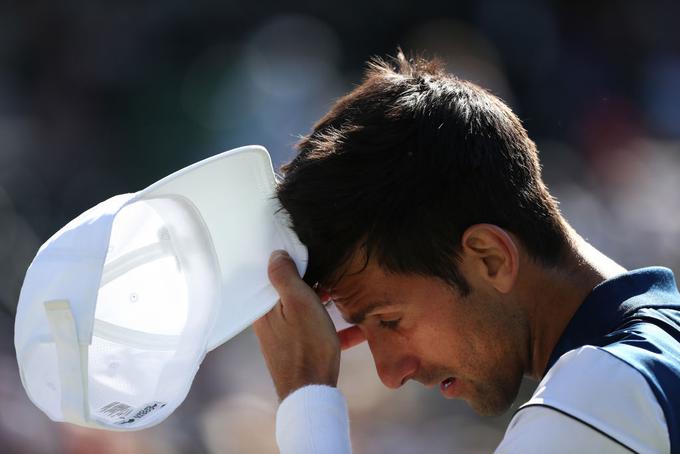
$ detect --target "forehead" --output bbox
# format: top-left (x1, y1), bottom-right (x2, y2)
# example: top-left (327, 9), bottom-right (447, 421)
top-left (326, 251), bottom-right (430, 313)
top-left (321, 255), bottom-right (377, 318)
top-left (327, 259), bottom-right (399, 325)
top-left (326, 250), bottom-right (388, 300)
top-left (328, 260), bottom-right (463, 329)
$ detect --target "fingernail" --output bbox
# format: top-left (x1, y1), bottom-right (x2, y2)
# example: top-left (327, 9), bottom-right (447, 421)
top-left (269, 250), bottom-right (290, 264)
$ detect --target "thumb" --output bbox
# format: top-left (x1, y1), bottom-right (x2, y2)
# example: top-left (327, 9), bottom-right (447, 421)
top-left (268, 250), bottom-right (317, 305)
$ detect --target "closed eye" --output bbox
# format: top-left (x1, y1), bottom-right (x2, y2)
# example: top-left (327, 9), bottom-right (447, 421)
top-left (378, 318), bottom-right (401, 330)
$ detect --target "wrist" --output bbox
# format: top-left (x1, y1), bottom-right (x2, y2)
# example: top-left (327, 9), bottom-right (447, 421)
top-left (278, 384), bottom-right (343, 409)
top-left (277, 376), bottom-right (338, 402)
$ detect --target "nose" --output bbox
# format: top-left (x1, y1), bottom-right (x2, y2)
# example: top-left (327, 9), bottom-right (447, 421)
top-left (368, 339), bottom-right (420, 389)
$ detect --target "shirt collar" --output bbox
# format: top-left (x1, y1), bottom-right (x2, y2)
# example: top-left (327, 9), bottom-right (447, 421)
top-left (544, 267), bottom-right (680, 375)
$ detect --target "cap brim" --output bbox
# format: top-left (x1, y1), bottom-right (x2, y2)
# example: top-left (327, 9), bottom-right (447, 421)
top-left (138, 145), bottom-right (307, 350)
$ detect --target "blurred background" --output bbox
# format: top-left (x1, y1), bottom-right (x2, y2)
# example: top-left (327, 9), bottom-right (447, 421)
top-left (1, 0), bottom-right (679, 452)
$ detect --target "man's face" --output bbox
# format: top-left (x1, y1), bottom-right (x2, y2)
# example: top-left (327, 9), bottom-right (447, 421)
top-left (329, 253), bottom-right (528, 416)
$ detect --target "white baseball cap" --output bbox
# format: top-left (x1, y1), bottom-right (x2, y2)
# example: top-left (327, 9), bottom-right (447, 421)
top-left (14, 145), bottom-right (307, 430)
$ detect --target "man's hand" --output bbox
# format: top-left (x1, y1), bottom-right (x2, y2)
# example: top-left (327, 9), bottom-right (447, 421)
top-left (253, 250), bottom-right (342, 401)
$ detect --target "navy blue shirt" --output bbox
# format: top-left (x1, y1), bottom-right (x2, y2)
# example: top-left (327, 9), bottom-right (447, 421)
top-left (547, 267), bottom-right (680, 453)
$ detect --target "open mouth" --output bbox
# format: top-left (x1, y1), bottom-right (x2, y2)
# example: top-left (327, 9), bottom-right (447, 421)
top-left (440, 377), bottom-right (455, 390)
top-left (439, 376), bottom-right (460, 398)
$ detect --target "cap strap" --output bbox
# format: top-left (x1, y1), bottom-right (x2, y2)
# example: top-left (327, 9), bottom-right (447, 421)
top-left (93, 319), bottom-right (180, 350)
top-left (44, 300), bottom-right (89, 424)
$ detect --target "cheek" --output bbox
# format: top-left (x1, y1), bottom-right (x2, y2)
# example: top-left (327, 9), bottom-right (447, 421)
top-left (461, 305), bottom-right (527, 378)
top-left (403, 313), bottom-right (472, 366)
top-left (410, 299), bottom-right (503, 371)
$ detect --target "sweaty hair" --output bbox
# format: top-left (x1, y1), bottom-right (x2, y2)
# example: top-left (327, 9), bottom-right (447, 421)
top-left (276, 52), bottom-right (567, 294)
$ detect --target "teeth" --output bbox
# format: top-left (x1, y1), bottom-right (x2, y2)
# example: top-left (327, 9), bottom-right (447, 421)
top-left (442, 378), bottom-right (454, 389)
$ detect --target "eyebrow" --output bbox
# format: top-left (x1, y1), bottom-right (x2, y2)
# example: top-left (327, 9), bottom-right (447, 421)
top-left (337, 300), bottom-right (392, 325)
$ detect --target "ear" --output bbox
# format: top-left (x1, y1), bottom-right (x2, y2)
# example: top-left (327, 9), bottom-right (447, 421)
top-left (460, 224), bottom-right (519, 294)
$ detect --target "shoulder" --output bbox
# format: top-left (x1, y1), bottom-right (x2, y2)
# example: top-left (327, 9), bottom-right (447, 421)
top-left (498, 346), bottom-right (670, 454)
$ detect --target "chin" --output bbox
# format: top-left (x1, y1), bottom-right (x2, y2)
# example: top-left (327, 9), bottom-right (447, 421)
top-left (468, 396), bottom-right (513, 417)
top-left (467, 379), bottom-right (521, 417)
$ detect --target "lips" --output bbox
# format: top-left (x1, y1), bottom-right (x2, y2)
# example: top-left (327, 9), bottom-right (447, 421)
top-left (439, 377), bottom-right (459, 398)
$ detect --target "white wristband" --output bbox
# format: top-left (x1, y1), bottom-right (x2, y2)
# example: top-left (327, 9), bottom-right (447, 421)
top-left (276, 385), bottom-right (352, 454)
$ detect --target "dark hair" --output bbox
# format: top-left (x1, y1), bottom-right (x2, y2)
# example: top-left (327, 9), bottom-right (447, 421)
top-left (277, 52), bottom-right (567, 295)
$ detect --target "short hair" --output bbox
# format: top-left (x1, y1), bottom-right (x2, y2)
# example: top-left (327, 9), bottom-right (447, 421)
top-left (277, 52), bottom-right (567, 294)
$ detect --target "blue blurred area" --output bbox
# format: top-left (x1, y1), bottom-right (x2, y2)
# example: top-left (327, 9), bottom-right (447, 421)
top-left (1, 1), bottom-right (679, 453)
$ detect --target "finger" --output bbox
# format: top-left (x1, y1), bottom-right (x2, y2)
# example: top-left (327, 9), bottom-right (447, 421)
top-left (268, 250), bottom-right (318, 305)
top-left (338, 325), bottom-right (366, 350)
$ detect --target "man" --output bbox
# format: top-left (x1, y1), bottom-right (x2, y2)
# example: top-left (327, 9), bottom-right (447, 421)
top-left (253, 53), bottom-right (680, 453)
